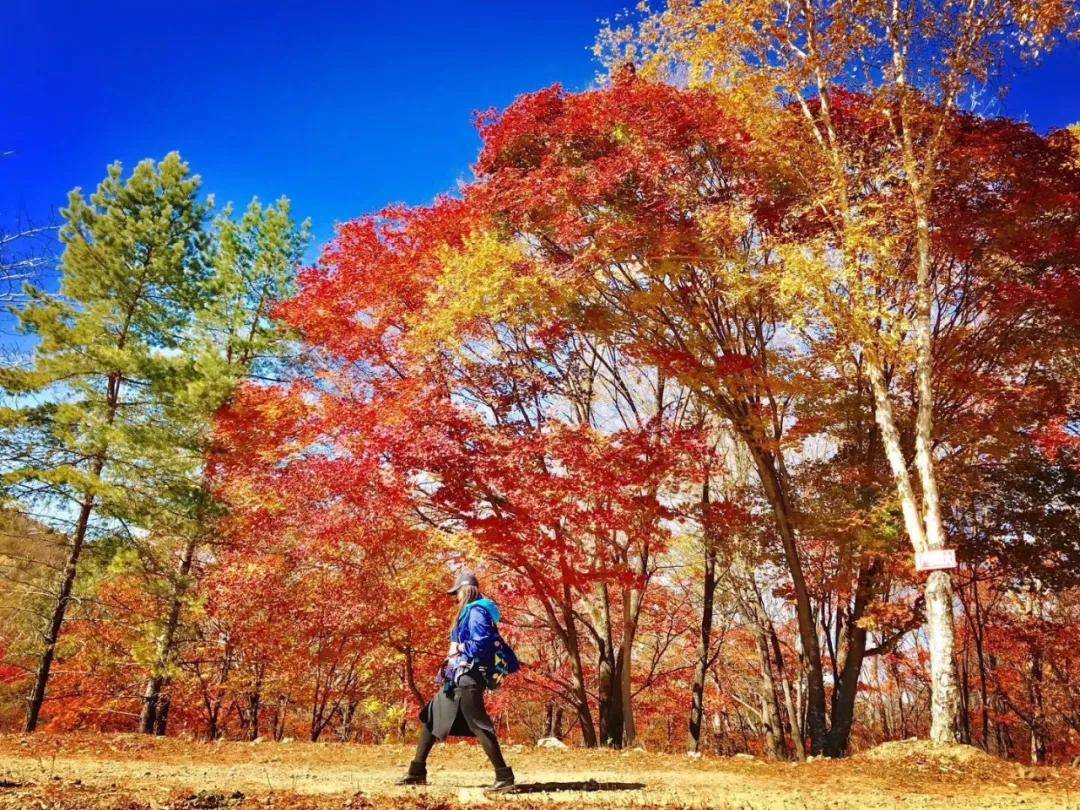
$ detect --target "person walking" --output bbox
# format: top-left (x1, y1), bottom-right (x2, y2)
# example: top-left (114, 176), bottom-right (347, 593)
top-left (396, 571), bottom-right (516, 792)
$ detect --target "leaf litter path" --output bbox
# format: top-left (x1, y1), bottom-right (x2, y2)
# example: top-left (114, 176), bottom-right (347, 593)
top-left (0, 734), bottom-right (1076, 809)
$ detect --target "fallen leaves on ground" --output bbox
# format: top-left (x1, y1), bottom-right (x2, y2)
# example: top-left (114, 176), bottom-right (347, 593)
top-left (0, 734), bottom-right (1076, 808)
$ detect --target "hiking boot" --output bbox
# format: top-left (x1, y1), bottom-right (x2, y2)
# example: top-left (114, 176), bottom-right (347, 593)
top-left (486, 766), bottom-right (515, 793)
top-left (395, 762), bottom-right (427, 786)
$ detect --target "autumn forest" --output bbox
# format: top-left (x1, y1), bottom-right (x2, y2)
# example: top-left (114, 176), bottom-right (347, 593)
top-left (1, 0), bottom-right (1078, 780)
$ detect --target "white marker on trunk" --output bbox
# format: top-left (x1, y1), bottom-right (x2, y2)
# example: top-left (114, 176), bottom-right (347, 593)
top-left (915, 548), bottom-right (957, 572)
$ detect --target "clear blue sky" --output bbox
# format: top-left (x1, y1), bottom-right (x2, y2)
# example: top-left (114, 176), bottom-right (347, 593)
top-left (2, 0), bottom-right (627, 257)
top-left (3, 0), bottom-right (1080, 265)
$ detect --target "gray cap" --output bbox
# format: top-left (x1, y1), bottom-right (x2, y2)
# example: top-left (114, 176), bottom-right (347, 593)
top-left (447, 570), bottom-right (479, 594)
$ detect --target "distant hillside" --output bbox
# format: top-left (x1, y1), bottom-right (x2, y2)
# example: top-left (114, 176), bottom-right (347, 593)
top-left (0, 508), bottom-right (66, 669)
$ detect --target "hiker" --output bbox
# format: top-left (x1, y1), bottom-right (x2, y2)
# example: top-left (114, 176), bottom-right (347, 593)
top-left (396, 571), bottom-right (516, 792)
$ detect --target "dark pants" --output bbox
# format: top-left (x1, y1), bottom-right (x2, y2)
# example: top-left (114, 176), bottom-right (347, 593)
top-left (414, 675), bottom-right (507, 770)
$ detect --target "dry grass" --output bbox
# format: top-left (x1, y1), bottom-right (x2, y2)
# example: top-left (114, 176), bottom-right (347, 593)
top-left (0, 733), bottom-right (1076, 809)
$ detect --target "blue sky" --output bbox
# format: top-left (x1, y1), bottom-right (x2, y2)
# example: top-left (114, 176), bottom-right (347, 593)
top-left (2, 1), bottom-right (625, 257)
top-left (3, 0), bottom-right (1080, 268)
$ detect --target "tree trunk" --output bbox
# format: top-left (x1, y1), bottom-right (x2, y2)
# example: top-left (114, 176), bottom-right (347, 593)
top-left (753, 628), bottom-right (786, 759)
top-left (154, 697), bottom-right (170, 735)
top-left (747, 447), bottom-right (828, 755)
top-left (140, 674), bottom-right (165, 735)
top-left (544, 702), bottom-right (565, 739)
top-left (341, 699), bottom-right (356, 742)
top-left (864, 353), bottom-right (959, 745)
top-left (688, 528), bottom-right (717, 752)
top-left (863, 358), bottom-right (931, 555)
top-left (24, 485), bottom-right (98, 732)
top-left (971, 582), bottom-right (991, 752)
top-left (770, 627), bottom-right (805, 760)
top-left (560, 600), bottom-right (598, 747)
top-left (925, 570), bottom-right (960, 744)
top-left (25, 368), bottom-right (123, 733)
top-left (890, 658), bottom-right (909, 739)
top-left (402, 646), bottom-right (425, 706)
top-left (906, 124), bottom-right (957, 739)
top-left (596, 648), bottom-right (624, 747)
top-left (248, 680), bottom-right (263, 741)
top-left (272, 696), bottom-right (289, 741)
top-left (742, 582), bottom-right (786, 760)
top-left (897, 92), bottom-right (961, 745)
top-left (620, 586), bottom-right (638, 748)
top-left (823, 559), bottom-right (876, 757)
top-left (140, 537), bottom-right (198, 734)
top-left (959, 654), bottom-right (972, 745)
top-left (594, 582), bottom-right (625, 748)
top-left (204, 686), bottom-right (222, 740)
top-left (1028, 607), bottom-right (1047, 764)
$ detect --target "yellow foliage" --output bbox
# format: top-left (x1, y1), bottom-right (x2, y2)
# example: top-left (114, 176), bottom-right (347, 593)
top-left (407, 231), bottom-right (562, 353)
top-left (1068, 123), bottom-right (1080, 168)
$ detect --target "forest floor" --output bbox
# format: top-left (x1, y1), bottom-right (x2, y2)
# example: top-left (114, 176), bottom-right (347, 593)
top-left (0, 733), bottom-right (1076, 809)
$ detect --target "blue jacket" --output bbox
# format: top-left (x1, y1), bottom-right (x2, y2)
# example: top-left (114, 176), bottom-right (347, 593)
top-left (450, 598), bottom-right (501, 666)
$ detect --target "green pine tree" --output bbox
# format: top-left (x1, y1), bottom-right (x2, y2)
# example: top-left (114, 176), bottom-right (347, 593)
top-left (134, 197), bottom-right (309, 734)
top-left (0, 152), bottom-right (210, 731)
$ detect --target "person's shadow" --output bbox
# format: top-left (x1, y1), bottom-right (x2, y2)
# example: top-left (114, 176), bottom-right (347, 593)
top-left (492, 779), bottom-right (646, 795)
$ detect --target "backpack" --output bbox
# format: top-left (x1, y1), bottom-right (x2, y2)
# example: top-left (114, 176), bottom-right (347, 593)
top-left (469, 604), bottom-right (520, 690)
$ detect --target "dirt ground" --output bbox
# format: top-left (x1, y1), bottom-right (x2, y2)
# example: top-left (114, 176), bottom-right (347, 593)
top-left (0, 734), bottom-right (1076, 809)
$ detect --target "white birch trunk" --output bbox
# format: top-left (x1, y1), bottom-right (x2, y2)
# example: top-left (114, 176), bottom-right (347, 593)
top-left (863, 353), bottom-right (928, 553)
top-left (910, 189), bottom-right (960, 746)
top-left (864, 346), bottom-right (960, 743)
top-left (924, 569), bottom-right (960, 743)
